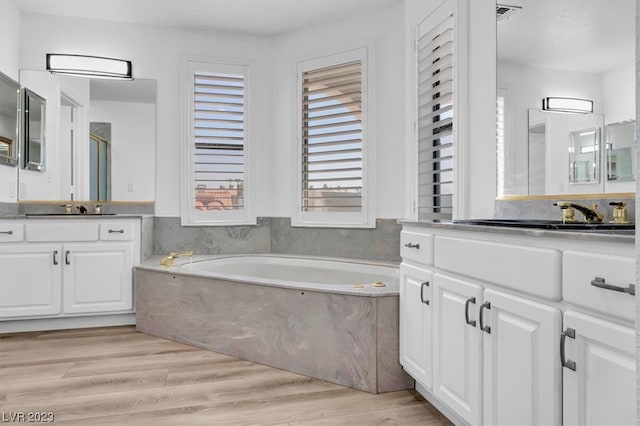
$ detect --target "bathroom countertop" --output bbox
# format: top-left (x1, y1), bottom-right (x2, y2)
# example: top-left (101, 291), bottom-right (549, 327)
top-left (0, 214), bottom-right (151, 220)
top-left (399, 220), bottom-right (635, 244)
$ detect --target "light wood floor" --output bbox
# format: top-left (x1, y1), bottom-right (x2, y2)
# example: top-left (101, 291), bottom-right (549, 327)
top-left (0, 326), bottom-right (452, 425)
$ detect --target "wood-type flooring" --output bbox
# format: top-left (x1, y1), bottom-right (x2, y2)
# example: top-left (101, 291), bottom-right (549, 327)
top-left (0, 325), bottom-right (452, 425)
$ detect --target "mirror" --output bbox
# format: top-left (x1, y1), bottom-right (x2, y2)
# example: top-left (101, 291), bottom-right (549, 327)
top-left (496, 0), bottom-right (635, 197)
top-left (22, 88), bottom-right (46, 171)
top-left (0, 71), bottom-right (20, 167)
top-left (606, 120), bottom-right (635, 182)
top-left (568, 127), bottom-right (600, 184)
top-left (18, 70), bottom-right (156, 202)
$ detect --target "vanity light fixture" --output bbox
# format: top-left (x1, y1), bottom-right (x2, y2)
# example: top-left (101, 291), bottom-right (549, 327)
top-left (542, 97), bottom-right (593, 114)
top-left (46, 54), bottom-right (133, 80)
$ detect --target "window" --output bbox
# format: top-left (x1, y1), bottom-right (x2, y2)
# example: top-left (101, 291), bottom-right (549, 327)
top-left (416, 3), bottom-right (455, 221)
top-left (293, 48), bottom-right (373, 228)
top-left (182, 60), bottom-right (254, 225)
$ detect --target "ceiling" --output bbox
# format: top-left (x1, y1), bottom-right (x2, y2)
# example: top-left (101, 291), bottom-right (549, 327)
top-left (497, 0), bottom-right (635, 74)
top-left (10, 0), bottom-right (399, 37)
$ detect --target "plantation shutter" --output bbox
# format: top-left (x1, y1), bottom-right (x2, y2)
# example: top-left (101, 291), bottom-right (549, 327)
top-left (193, 72), bottom-right (245, 211)
top-left (301, 61), bottom-right (363, 213)
top-left (417, 10), bottom-right (454, 221)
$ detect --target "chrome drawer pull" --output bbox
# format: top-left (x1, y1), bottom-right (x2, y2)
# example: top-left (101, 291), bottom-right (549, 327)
top-left (590, 276), bottom-right (635, 296)
top-left (479, 302), bottom-right (491, 334)
top-left (465, 297), bottom-right (476, 327)
top-left (420, 281), bottom-right (430, 305)
top-left (404, 243), bottom-right (420, 249)
top-left (0, 230), bottom-right (14, 235)
top-left (561, 328), bottom-right (576, 371)
top-left (108, 229), bottom-right (125, 234)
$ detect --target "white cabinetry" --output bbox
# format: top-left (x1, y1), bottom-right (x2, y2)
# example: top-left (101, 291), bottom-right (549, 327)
top-left (399, 263), bottom-right (433, 388)
top-left (399, 224), bottom-right (634, 425)
top-left (482, 288), bottom-right (561, 425)
top-left (0, 218), bottom-right (140, 326)
top-left (0, 244), bottom-right (61, 317)
top-left (562, 311), bottom-right (635, 426)
top-left (432, 273), bottom-right (482, 425)
top-left (63, 243), bottom-right (133, 313)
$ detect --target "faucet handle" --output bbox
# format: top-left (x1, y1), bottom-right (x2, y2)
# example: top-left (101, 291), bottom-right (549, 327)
top-left (553, 202), bottom-right (577, 222)
top-left (94, 204), bottom-right (102, 214)
top-left (60, 204), bottom-right (73, 214)
top-left (609, 201), bottom-right (630, 224)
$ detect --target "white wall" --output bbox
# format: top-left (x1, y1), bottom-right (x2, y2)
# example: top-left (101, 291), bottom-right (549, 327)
top-left (603, 62), bottom-right (635, 125)
top-left (19, 13), bottom-right (274, 216)
top-left (270, 2), bottom-right (406, 220)
top-left (498, 62), bottom-right (604, 195)
top-left (0, 0), bottom-right (21, 203)
top-left (89, 100), bottom-right (155, 201)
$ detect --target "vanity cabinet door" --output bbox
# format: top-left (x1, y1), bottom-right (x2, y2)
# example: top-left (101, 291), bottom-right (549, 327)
top-left (432, 273), bottom-right (483, 425)
top-left (62, 243), bottom-right (133, 314)
top-left (562, 311), bottom-right (635, 426)
top-left (482, 288), bottom-right (562, 426)
top-left (399, 263), bottom-right (433, 388)
top-left (0, 244), bottom-right (62, 318)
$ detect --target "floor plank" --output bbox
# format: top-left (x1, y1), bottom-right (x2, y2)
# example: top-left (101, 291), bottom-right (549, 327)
top-left (0, 326), bottom-right (452, 425)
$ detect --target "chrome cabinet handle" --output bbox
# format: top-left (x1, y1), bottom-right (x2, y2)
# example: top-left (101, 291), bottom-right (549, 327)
top-left (590, 276), bottom-right (635, 296)
top-left (65, 250), bottom-right (71, 265)
top-left (404, 243), bottom-right (420, 249)
top-left (479, 302), bottom-right (491, 334)
top-left (420, 281), bottom-right (430, 305)
top-left (465, 297), bottom-right (476, 327)
top-left (108, 229), bottom-right (125, 234)
top-left (561, 328), bottom-right (576, 371)
top-left (0, 230), bottom-right (13, 235)
top-left (53, 250), bottom-right (59, 265)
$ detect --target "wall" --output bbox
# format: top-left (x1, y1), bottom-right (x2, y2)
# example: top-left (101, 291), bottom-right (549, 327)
top-left (0, 0), bottom-right (21, 204)
top-left (18, 13), bottom-right (274, 217)
top-left (89, 100), bottom-right (155, 201)
top-left (270, 2), bottom-right (406, 220)
top-left (498, 62), bottom-right (604, 195)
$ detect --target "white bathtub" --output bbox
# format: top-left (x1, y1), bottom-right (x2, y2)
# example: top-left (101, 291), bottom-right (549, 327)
top-left (178, 254), bottom-right (399, 295)
top-left (134, 254), bottom-right (410, 393)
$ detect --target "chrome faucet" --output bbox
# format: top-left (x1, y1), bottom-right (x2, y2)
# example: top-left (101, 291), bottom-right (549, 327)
top-left (553, 202), bottom-right (603, 223)
top-left (160, 250), bottom-right (194, 267)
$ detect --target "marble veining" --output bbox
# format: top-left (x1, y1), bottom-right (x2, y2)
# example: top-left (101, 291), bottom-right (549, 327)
top-left (135, 267), bottom-right (413, 394)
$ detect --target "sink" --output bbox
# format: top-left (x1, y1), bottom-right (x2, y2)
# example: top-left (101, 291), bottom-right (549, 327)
top-left (455, 219), bottom-right (635, 231)
top-left (25, 213), bottom-right (117, 216)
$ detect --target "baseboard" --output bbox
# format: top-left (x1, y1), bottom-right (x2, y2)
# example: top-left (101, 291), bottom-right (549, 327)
top-left (0, 313), bottom-right (136, 334)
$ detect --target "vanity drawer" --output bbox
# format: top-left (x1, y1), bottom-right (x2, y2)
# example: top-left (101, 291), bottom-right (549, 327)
top-left (435, 236), bottom-right (562, 300)
top-left (563, 251), bottom-right (635, 322)
top-left (400, 231), bottom-right (434, 265)
top-left (25, 222), bottom-right (99, 242)
top-left (0, 223), bottom-right (24, 242)
top-left (100, 222), bottom-right (134, 240)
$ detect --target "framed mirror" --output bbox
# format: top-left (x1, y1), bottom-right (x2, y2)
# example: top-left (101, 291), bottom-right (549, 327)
top-left (0, 72), bottom-right (21, 167)
top-left (496, 0), bottom-right (635, 198)
top-left (22, 88), bottom-right (46, 171)
top-left (569, 127), bottom-right (600, 184)
top-left (18, 69), bottom-right (156, 202)
top-left (606, 120), bottom-right (635, 182)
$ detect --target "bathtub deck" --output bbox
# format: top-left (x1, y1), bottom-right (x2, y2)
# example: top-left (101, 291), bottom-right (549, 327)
top-left (135, 268), bottom-right (413, 394)
top-left (0, 325), bottom-right (452, 425)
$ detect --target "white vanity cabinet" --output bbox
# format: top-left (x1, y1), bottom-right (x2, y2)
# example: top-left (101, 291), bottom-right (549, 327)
top-left (399, 223), bottom-right (634, 425)
top-left (399, 263), bottom-right (433, 388)
top-left (0, 218), bottom-right (140, 326)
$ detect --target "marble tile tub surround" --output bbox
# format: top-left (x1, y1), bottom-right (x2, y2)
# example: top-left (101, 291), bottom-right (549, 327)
top-left (153, 217), bottom-right (402, 262)
top-left (494, 197), bottom-right (635, 222)
top-left (271, 217), bottom-right (402, 262)
top-left (135, 268), bottom-right (413, 394)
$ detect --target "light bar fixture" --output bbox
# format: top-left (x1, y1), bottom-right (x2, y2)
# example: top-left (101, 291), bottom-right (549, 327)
top-left (542, 97), bottom-right (593, 114)
top-left (46, 54), bottom-right (133, 80)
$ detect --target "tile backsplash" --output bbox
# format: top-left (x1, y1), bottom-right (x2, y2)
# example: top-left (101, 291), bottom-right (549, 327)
top-left (494, 197), bottom-right (635, 223)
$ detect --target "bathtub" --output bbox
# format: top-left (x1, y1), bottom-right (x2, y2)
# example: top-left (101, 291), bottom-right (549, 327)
top-left (134, 254), bottom-right (413, 394)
